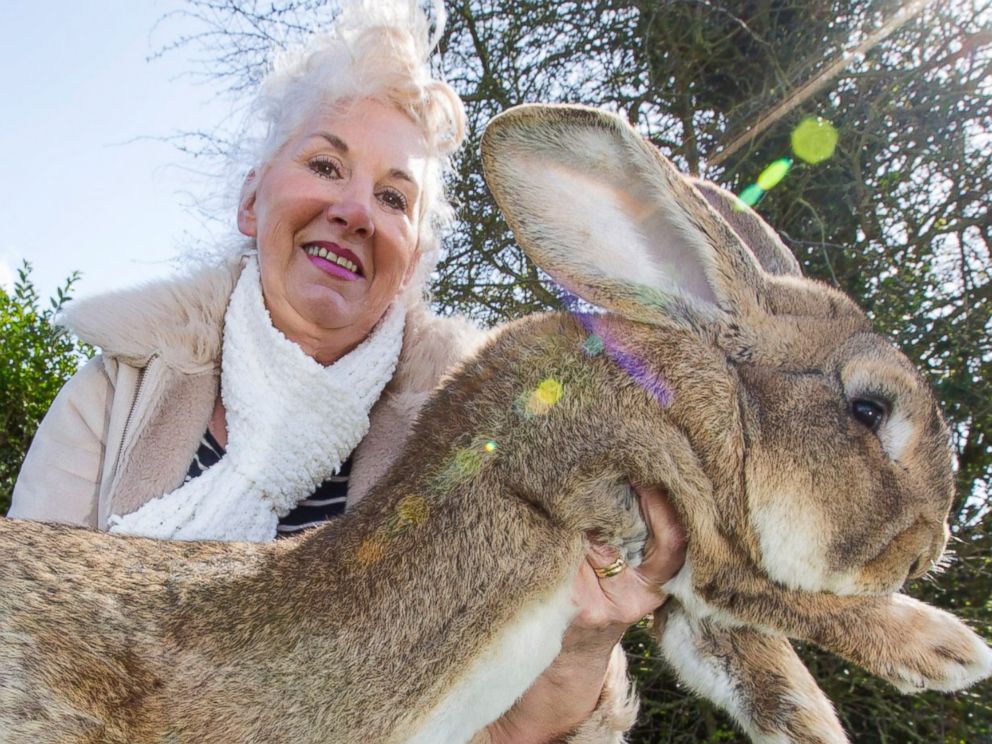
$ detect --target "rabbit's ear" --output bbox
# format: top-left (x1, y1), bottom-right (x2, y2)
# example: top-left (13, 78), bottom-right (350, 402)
top-left (690, 179), bottom-right (803, 278)
top-left (481, 104), bottom-right (767, 326)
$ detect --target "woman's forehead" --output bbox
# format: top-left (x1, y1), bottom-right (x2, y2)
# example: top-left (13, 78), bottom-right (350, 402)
top-left (296, 98), bottom-right (430, 176)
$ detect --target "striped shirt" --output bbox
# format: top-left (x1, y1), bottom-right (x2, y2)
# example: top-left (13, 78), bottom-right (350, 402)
top-left (184, 429), bottom-right (349, 538)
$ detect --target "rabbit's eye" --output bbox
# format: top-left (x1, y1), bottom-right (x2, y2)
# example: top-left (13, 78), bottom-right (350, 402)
top-left (851, 399), bottom-right (887, 433)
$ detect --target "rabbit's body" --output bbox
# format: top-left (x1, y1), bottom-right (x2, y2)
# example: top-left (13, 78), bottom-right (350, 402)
top-left (0, 313), bottom-right (644, 743)
top-left (2, 104), bottom-right (989, 744)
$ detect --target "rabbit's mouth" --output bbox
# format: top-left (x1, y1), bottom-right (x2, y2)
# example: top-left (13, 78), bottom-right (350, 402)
top-left (907, 553), bottom-right (935, 579)
top-left (852, 518), bottom-right (947, 595)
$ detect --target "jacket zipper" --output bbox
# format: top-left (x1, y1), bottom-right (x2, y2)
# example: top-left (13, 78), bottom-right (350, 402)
top-left (112, 355), bottom-right (156, 483)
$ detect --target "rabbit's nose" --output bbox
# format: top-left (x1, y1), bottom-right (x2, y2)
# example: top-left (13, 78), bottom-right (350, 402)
top-left (908, 526), bottom-right (948, 579)
top-left (907, 554), bottom-right (931, 579)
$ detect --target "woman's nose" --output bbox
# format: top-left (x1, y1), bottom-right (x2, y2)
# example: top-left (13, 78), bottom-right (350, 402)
top-left (326, 192), bottom-right (374, 239)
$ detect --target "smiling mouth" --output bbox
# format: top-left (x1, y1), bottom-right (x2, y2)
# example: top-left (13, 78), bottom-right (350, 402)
top-left (303, 242), bottom-right (364, 278)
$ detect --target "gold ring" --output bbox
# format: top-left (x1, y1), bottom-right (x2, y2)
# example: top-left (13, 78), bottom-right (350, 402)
top-left (594, 556), bottom-right (627, 578)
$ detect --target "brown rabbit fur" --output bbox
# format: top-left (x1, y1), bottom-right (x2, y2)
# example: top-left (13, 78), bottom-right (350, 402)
top-left (1, 104), bottom-right (990, 744)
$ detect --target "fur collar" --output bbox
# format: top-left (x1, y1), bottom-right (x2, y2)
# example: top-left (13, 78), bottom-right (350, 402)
top-left (59, 256), bottom-right (486, 391)
top-left (59, 259), bottom-right (241, 374)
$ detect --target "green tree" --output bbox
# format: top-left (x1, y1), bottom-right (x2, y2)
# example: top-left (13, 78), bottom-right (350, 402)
top-left (0, 263), bottom-right (93, 512)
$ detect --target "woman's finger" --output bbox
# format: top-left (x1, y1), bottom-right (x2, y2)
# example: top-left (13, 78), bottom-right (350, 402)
top-left (576, 485), bottom-right (686, 625)
top-left (586, 542), bottom-right (628, 579)
top-left (633, 484), bottom-right (687, 590)
top-left (583, 543), bottom-right (666, 626)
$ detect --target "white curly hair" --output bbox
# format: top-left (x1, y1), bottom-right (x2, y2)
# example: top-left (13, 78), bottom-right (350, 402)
top-left (241, 0), bottom-right (466, 302)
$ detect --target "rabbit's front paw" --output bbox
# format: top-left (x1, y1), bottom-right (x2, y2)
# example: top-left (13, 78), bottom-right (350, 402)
top-left (589, 482), bottom-right (648, 567)
top-left (884, 597), bottom-right (992, 693)
top-left (614, 483), bottom-right (649, 566)
top-left (833, 594), bottom-right (992, 693)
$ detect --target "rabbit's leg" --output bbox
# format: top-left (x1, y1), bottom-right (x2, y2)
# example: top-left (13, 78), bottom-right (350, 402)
top-left (656, 603), bottom-right (848, 744)
top-left (688, 573), bottom-right (992, 694)
top-left (810, 592), bottom-right (992, 693)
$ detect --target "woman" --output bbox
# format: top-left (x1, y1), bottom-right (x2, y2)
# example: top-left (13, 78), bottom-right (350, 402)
top-left (10, 2), bottom-right (684, 741)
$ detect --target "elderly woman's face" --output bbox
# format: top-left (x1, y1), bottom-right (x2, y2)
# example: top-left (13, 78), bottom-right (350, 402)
top-left (238, 98), bottom-right (428, 361)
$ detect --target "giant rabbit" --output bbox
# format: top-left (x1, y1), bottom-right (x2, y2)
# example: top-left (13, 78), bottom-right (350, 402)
top-left (1, 104), bottom-right (990, 744)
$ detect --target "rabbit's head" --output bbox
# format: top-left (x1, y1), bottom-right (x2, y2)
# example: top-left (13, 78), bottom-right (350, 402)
top-left (481, 104), bottom-right (954, 599)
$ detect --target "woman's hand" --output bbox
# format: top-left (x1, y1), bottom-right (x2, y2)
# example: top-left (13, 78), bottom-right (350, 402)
top-left (485, 485), bottom-right (686, 744)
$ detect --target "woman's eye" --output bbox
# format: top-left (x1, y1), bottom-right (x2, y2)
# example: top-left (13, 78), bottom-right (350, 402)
top-left (378, 188), bottom-right (409, 213)
top-left (308, 157), bottom-right (342, 179)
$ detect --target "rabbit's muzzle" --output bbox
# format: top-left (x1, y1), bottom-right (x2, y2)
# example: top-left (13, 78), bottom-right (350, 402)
top-left (745, 446), bottom-right (952, 598)
top-left (855, 517), bottom-right (948, 594)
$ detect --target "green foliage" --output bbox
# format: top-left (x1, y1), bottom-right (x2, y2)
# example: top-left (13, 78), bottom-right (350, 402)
top-left (0, 263), bottom-right (93, 512)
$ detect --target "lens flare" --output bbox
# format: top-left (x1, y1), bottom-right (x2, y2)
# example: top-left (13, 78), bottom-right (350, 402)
top-left (738, 183), bottom-right (766, 207)
top-left (356, 495), bottom-right (431, 564)
top-left (535, 378), bottom-right (564, 405)
top-left (356, 535), bottom-right (387, 565)
top-left (791, 117), bottom-right (838, 164)
top-left (736, 119), bottom-right (836, 209)
top-left (521, 377), bottom-right (565, 416)
top-left (583, 334), bottom-right (605, 356)
top-left (739, 157), bottom-right (794, 207)
top-left (559, 293), bottom-right (675, 409)
top-left (757, 158), bottom-right (793, 190)
top-left (451, 448), bottom-right (483, 477)
top-left (395, 495), bottom-right (429, 528)
top-left (433, 435), bottom-right (500, 492)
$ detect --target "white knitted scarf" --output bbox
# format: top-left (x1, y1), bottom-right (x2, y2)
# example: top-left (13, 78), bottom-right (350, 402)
top-left (108, 256), bottom-right (406, 542)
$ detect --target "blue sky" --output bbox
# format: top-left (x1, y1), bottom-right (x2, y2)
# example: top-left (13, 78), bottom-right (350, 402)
top-left (0, 1), bottom-right (236, 302)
